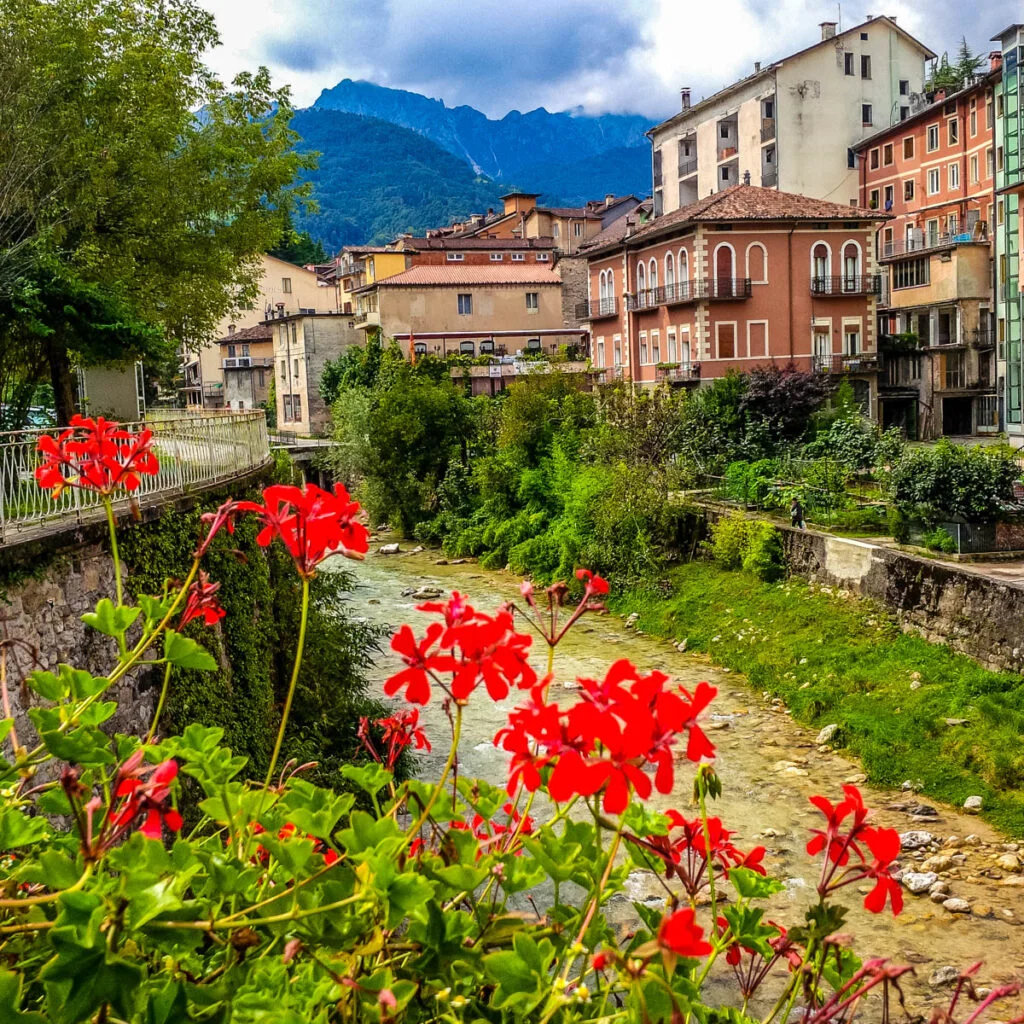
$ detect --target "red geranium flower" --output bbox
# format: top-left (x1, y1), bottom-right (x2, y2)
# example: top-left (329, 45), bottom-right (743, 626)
top-left (227, 482), bottom-right (367, 579)
top-left (385, 623), bottom-right (450, 705)
top-left (861, 826), bottom-right (903, 915)
top-left (112, 758), bottom-right (182, 840)
top-left (35, 416), bottom-right (159, 498)
top-left (361, 708), bottom-right (432, 768)
top-left (179, 570), bottom-right (225, 629)
top-left (657, 907), bottom-right (713, 958)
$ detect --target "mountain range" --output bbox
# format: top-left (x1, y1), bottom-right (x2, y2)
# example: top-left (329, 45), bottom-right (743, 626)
top-left (290, 80), bottom-right (655, 251)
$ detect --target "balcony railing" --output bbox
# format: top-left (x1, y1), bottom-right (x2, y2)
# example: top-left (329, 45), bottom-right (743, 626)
top-left (0, 412), bottom-right (271, 545)
top-left (760, 119), bottom-right (776, 142)
top-left (627, 279), bottom-right (752, 310)
top-left (222, 357), bottom-right (275, 369)
top-left (812, 353), bottom-right (880, 375)
top-left (761, 168), bottom-right (778, 187)
top-left (878, 231), bottom-right (989, 261)
top-left (972, 328), bottom-right (996, 349)
top-left (810, 275), bottom-right (882, 296)
top-left (576, 298), bottom-right (619, 319)
top-left (656, 364), bottom-right (701, 383)
top-left (678, 157), bottom-right (698, 177)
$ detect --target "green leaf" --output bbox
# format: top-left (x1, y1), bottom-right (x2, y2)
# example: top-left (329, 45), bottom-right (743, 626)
top-left (340, 763), bottom-right (392, 799)
top-left (144, 980), bottom-right (188, 1024)
top-left (0, 971), bottom-right (45, 1023)
top-left (483, 932), bottom-right (555, 1012)
top-left (14, 850), bottom-right (81, 890)
top-left (26, 670), bottom-right (68, 701)
top-left (164, 630), bottom-right (217, 671)
top-left (729, 866), bottom-right (785, 900)
top-left (435, 862), bottom-right (489, 892)
top-left (278, 778), bottom-right (354, 837)
top-left (0, 805), bottom-right (50, 850)
top-left (39, 724), bottom-right (116, 766)
top-left (138, 594), bottom-right (172, 629)
top-left (82, 598), bottom-right (141, 638)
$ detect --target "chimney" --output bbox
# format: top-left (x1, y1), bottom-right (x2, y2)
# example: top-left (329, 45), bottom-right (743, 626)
top-left (934, 88), bottom-right (946, 103)
top-left (754, 61), bottom-right (761, 73)
top-left (743, 170), bottom-right (751, 185)
top-left (820, 21), bottom-right (837, 40)
top-left (605, 192), bottom-right (615, 207)
top-left (228, 324), bottom-right (235, 336)
top-left (991, 50), bottom-right (1003, 72)
top-left (680, 87), bottom-right (691, 110)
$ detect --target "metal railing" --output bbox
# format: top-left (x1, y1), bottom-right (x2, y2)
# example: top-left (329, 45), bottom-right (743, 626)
top-left (761, 168), bottom-right (778, 187)
top-left (0, 412), bottom-right (270, 544)
top-left (656, 364), bottom-right (701, 382)
top-left (678, 157), bottom-right (698, 177)
top-left (576, 298), bottom-right (619, 319)
top-left (972, 328), bottom-right (996, 349)
top-left (760, 119), bottom-right (776, 142)
top-left (627, 279), bottom-right (752, 310)
top-left (812, 353), bottom-right (880, 375)
top-left (810, 275), bottom-right (882, 296)
top-left (878, 231), bottom-right (988, 260)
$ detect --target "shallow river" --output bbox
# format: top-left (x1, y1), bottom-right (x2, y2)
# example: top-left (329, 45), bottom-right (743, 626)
top-left (339, 547), bottom-right (1024, 1010)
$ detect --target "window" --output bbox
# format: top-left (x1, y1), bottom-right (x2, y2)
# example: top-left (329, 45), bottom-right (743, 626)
top-left (869, 148), bottom-right (879, 169)
top-left (948, 118), bottom-right (959, 145)
top-left (842, 242), bottom-right (861, 288)
top-left (716, 323), bottom-right (736, 360)
top-left (511, 252), bottom-right (525, 261)
top-left (279, 361), bottom-right (286, 380)
top-left (720, 166), bottom-right (731, 183)
top-left (666, 328), bottom-right (677, 363)
top-left (457, 293), bottom-right (472, 315)
top-left (847, 148), bottom-right (856, 169)
top-left (883, 185), bottom-right (894, 209)
top-left (241, 344), bottom-right (250, 357)
top-left (573, 223), bottom-right (582, 238)
top-left (892, 257), bottom-right (929, 289)
top-left (998, 146), bottom-right (1004, 173)
top-left (844, 52), bottom-right (855, 75)
top-left (639, 331), bottom-right (649, 364)
top-left (293, 359), bottom-right (299, 378)
top-left (282, 278), bottom-right (292, 294)
top-left (812, 241), bottom-right (830, 285)
top-left (613, 334), bottom-right (622, 365)
top-left (883, 143), bottom-right (893, 165)
top-left (490, 252), bottom-right (503, 261)
top-left (745, 242), bottom-right (767, 283)
top-left (227, 344), bottom-right (236, 358)
top-left (970, 107), bottom-right (977, 136)
top-left (283, 395), bottom-right (292, 421)
top-left (860, 30), bottom-right (868, 39)
top-left (926, 218), bottom-right (939, 244)
top-left (861, 104), bottom-right (872, 126)
top-left (903, 136), bottom-right (914, 159)
top-left (720, 123), bottom-right (730, 139)
top-left (292, 394), bottom-right (301, 421)
top-left (525, 292), bottom-right (539, 312)
top-left (987, 147), bottom-right (995, 178)
top-left (679, 248), bottom-right (689, 282)
top-left (927, 168), bottom-right (940, 194)
top-left (536, 253), bottom-right (550, 262)
top-left (970, 154), bottom-right (979, 183)
top-left (869, 188), bottom-right (880, 209)
top-left (651, 330), bottom-right (661, 364)
top-left (904, 179), bottom-right (915, 201)
top-left (860, 55), bottom-right (871, 79)
top-left (844, 326), bottom-right (861, 355)
top-left (596, 337), bottom-right (605, 368)
top-left (447, 252), bottom-right (464, 261)
top-left (553, 223), bottom-right (560, 239)
top-left (949, 162), bottom-right (960, 190)
top-left (899, 79), bottom-right (909, 95)
top-left (665, 252), bottom-right (675, 288)
top-left (987, 97), bottom-right (994, 129)
top-left (713, 243), bottom-right (736, 295)
top-left (926, 124), bottom-right (939, 151)
top-left (900, 106), bottom-right (910, 121)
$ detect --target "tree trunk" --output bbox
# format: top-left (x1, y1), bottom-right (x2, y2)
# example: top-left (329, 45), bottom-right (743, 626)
top-left (45, 331), bottom-right (77, 425)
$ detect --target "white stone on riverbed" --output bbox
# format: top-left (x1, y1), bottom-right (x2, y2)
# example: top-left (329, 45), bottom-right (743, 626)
top-left (963, 795), bottom-right (983, 813)
top-left (899, 831), bottom-right (935, 850)
top-left (901, 871), bottom-right (938, 894)
top-left (942, 897), bottom-right (972, 914)
top-left (816, 723), bottom-right (839, 744)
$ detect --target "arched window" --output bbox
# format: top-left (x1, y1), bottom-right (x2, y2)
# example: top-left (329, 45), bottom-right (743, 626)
top-left (636, 261), bottom-right (646, 304)
top-left (649, 258), bottom-right (658, 297)
top-left (745, 242), bottom-right (768, 284)
top-left (713, 242), bottom-right (736, 297)
top-left (811, 241), bottom-right (832, 294)
top-left (665, 252), bottom-right (675, 290)
top-left (679, 249), bottom-right (690, 297)
top-left (599, 269), bottom-right (608, 300)
top-left (841, 241), bottom-right (862, 292)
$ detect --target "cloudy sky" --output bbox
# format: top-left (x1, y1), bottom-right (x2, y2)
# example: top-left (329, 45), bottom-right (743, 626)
top-left (201, 0), bottom-right (1019, 119)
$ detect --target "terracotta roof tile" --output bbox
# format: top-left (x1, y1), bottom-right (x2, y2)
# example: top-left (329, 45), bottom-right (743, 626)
top-left (372, 264), bottom-right (562, 288)
top-left (398, 236), bottom-right (556, 250)
top-left (218, 323), bottom-right (273, 344)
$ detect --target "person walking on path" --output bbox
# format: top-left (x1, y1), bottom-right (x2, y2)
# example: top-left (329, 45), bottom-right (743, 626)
top-left (790, 497), bottom-right (806, 530)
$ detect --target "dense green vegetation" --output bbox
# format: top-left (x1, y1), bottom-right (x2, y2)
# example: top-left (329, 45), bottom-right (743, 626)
top-left (119, 456), bottom-right (388, 789)
top-left (617, 563), bottom-right (1024, 836)
top-left (291, 109), bottom-right (505, 251)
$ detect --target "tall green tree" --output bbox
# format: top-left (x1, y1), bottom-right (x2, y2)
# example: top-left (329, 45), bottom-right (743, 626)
top-left (0, 0), bottom-right (313, 422)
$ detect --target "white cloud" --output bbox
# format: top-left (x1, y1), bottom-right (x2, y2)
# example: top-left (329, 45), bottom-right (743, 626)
top-left (196, 0), bottom-right (998, 117)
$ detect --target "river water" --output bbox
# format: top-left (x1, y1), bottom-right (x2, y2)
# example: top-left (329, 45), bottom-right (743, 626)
top-left (337, 547), bottom-right (1024, 1010)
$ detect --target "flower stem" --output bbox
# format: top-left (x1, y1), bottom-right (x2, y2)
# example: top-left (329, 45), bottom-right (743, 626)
top-left (264, 577), bottom-right (310, 789)
top-left (407, 705), bottom-right (462, 838)
top-left (146, 662), bottom-right (173, 744)
top-left (103, 499), bottom-right (123, 609)
top-left (698, 776), bottom-right (718, 928)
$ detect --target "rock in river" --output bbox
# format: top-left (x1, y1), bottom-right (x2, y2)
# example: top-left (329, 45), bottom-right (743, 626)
top-left (899, 831), bottom-right (935, 850)
top-left (816, 723), bottom-right (839, 745)
top-left (378, 543), bottom-right (401, 555)
top-left (901, 871), bottom-right (938, 894)
top-left (942, 898), bottom-right (972, 914)
top-left (963, 795), bottom-right (983, 814)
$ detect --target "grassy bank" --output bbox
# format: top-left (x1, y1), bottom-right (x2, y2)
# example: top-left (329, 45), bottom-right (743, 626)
top-left (616, 563), bottom-right (1024, 837)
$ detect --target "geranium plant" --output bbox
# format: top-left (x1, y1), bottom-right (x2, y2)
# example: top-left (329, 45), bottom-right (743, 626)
top-left (0, 420), bottom-right (1018, 1023)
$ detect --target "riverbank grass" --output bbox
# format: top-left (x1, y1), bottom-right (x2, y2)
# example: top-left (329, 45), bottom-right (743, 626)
top-left (618, 564), bottom-right (1024, 837)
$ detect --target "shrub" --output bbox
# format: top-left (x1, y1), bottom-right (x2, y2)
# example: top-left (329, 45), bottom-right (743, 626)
top-left (707, 512), bottom-right (750, 570)
top-left (722, 458), bottom-right (780, 507)
top-left (887, 505), bottom-right (911, 543)
top-left (804, 418), bottom-right (878, 472)
top-left (709, 513), bottom-right (785, 581)
top-left (923, 526), bottom-right (958, 553)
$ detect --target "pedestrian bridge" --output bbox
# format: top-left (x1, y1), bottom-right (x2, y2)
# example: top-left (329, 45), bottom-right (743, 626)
top-left (0, 411), bottom-right (271, 548)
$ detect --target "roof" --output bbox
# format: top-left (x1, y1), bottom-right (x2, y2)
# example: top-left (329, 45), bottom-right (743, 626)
top-left (852, 71), bottom-right (1001, 151)
top-left (218, 323), bottom-right (273, 344)
top-left (579, 200), bottom-right (654, 253)
top-left (340, 244), bottom-right (399, 255)
top-left (396, 235), bottom-right (556, 250)
top-left (582, 186), bottom-right (885, 256)
top-left (370, 265), bottom-right (562, 288)
top-left (651, 16), bottom-right (936, 136)
top-left (992, 25), bottom-right (1024, 42)
top-left (499, 191), bottom-right (541, 200)
top-left (538, 207), bottom-right (602, 220)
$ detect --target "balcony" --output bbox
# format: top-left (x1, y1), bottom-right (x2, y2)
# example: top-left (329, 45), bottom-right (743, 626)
top-left (222, 357), bottom-right (274, 369)
top-left (576, 298), bottom-right (619, 320)
top-left (812, 353), bottom-right (880, 375)
top-left (877, 231), bottom-right (989, 262)
top-left (810, 275), bottom-right (882, 296)
top-left (718, 145), bottom-right (738, 162)
top-left (761, 167), bottom-right (778, 187)
top-left (656, 364), bottom-right (701, 383)
top-left (678, 157), bottom-right (698, 177)
top-left (707, 278), bottom-right (752, 300)
top-left (760, 119), bottom-right (776, 142)
top-left (627, 279), bottom-right (752, 310)
top-left (972, 327), bottom-right (996, 350)
top-left (353, 309), bottom-right (380, 328)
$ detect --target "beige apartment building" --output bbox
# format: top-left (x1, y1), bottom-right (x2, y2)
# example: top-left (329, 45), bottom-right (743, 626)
top-left (184, 254), bottom-right (337, 408)
top-left (650, 17), bottom-right (934, 216)
top-left (272, 311), bottom-right (361, 435)
top-left (357, 264), bottom-right (583, 359)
